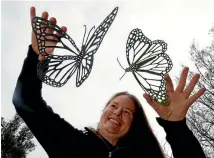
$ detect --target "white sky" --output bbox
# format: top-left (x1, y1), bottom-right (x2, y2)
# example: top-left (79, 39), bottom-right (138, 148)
top-left (1, 0), bottom-right (214, 157)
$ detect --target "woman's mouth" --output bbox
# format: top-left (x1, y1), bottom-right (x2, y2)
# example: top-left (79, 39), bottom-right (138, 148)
top-left (108, 118), bottom-right (121, 126)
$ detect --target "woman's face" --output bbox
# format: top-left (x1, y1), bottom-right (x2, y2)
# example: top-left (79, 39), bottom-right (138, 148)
top-left (99, 95), bottom-right (136, 139)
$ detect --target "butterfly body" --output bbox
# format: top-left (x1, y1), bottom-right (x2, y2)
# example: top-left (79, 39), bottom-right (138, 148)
top-left (124, 64), bottom-right (136, 72)
top-left (75, 48), bottom-right (85, 64)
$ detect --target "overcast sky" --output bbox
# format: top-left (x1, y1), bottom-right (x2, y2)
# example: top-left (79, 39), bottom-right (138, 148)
top-left (1, 0), bottom-right (214, 157)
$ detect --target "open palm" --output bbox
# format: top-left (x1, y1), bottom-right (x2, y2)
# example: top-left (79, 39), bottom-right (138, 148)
top-left (143, 67), bottom-right (206, 121)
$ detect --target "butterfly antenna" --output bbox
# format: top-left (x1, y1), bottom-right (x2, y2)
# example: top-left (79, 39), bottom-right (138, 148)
top-left (117, 58), bottom-right (127, 80)
top-left (85, 26), bottom-right (95, 44)
top-left (82, 25), bottom-right (87, 46)
top-left (117, 58), bottom-right (125, 70)
top-left (119, 71), bottom-right (127, 80)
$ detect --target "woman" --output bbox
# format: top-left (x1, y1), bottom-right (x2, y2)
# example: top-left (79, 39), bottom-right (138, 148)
top-left (12, 6), bottom-right (206, 158)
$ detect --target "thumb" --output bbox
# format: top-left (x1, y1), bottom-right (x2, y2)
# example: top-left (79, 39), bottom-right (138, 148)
top-left (143, 93), bottom-right (161, 111)
top-left (143, 93), bottom-right (153, 105)
top-left (38, 55), bottom-right (46, 61)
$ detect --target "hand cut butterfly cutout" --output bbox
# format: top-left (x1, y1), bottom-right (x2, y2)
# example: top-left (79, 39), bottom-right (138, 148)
top-left (32, 7), bottom-right (119, 87)
top-left (117, 28), bottom-right (173, 105)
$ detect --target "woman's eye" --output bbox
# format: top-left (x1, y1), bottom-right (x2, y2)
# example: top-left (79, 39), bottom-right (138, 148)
top-left (111, 104), bottom-right (116, 108)
top-left (124, 111), bottom-right (130, 115)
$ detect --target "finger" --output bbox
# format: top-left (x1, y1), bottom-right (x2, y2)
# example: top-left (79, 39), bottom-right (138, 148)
top-left (188, 88), bottom-right (206, 106)
top-left (46, 17), bottom-right (57, 34)
top-left (42, 11), bottom-right (49, 19)
top-left (143, 93), bottom-right (162, 111)
top-left (143, 93), bottom-right (153, 105)
top-left (175, 67), bottom-right (189, 92)
top-left (183, 74), bottom-right (200, 98)
top-left (30, 6), bottom-right (36, 19)
top-left (49, 17), bottom-right (57, 25)
top-left (143, 93), bottom-right (173, 120)
top-left (55, 26), bottom-right (67, 37)
top-left (46, 18), bottom-right (67, 41)
top-left (61, 26), bottom-right (67, 32)
top-left (40, 11), bottom-right (49, 34)
top-left (166, 74), bottom-right (174, 93)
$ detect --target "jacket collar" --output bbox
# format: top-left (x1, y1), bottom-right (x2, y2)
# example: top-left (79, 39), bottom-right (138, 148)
top-left (84, 127), bottom-right (125, 150)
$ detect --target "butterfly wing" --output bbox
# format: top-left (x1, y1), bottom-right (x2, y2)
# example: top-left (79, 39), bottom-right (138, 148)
top-left (37, 55), bottom-right (78, 87)
top-left (83, 7), bottom-right (119, 58)
top-left (131, 53), bottom-right (172, 105)
top-left (31, 16), bottom-right (80, 56)
top-left (126, 28), bottom-right (173, 105)
top-left (75, 7), bottom-right (118, 87)
top-left (32, 16), bottom-right (83, 87)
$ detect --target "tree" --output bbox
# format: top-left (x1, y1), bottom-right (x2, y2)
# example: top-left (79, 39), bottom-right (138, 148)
top-left (185, 26), bottom-right (214, 158)
top-left (161, 26), bottom-right (214, 158)
top-left (1, 113), bottom-right (36, 158)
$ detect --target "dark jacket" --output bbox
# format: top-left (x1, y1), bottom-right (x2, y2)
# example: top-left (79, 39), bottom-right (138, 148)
top-left (12, 45), bottom-right (206, 158)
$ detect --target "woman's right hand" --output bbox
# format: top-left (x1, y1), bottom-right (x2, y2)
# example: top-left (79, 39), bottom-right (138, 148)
top-left (30, 6), bottom-right (67, 61)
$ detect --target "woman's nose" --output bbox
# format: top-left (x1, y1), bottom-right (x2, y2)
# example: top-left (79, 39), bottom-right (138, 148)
top-left (114, 108), bottom-right (122, 116)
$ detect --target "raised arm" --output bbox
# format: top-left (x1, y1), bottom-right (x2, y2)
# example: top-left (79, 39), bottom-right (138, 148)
top-left (157, 117), bottom-right (206, 158)
top-left (12, 7), bottom-right (84, 157)
top-left (144, 67), bottom-right (206, 157)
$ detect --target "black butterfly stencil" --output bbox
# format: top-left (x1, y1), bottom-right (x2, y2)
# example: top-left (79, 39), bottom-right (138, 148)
top-left (32, 7), bottom-right (118, 87)
top-left (117, 28), bottom-right (173, 105)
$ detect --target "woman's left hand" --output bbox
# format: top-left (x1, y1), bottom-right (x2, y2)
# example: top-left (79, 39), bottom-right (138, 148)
top-left (143, 67), bottom-right (206, 121)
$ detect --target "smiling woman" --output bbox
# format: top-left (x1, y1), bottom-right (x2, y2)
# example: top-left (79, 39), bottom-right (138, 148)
top-left (95, 92), bottom-right (165, 157)
top-left (12, 6), bottom-right (206, 158)
top-left (99, 93), bottom-right (136, 146)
